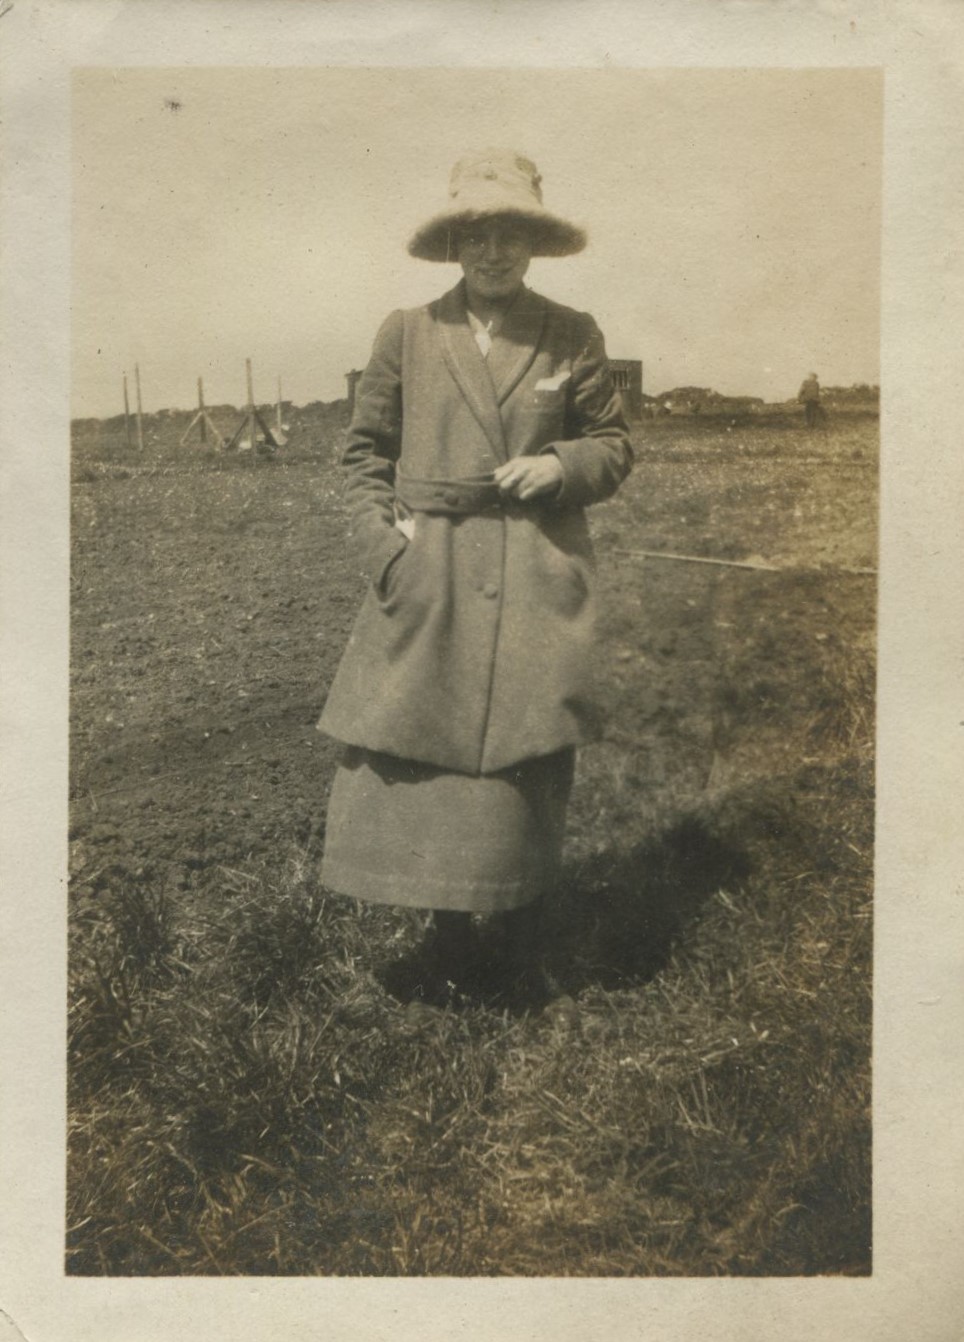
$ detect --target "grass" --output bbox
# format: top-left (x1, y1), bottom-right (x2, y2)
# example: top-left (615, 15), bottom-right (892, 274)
top-left (68, 767), bottom-right (872, 1275)
top-left (67, 738), bottom-right (873, 1277)
top-left (67, 410), bottom-right (875, 1275)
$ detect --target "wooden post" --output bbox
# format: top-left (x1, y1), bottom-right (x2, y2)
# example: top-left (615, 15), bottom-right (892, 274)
top-left (134, 362), bottom-right (145, 451)
top-left (123, 373), bottom-right (132, 448)
top-left (224, 360), bottom-right (278, 453)
top-left (246, 358), bottom-right (256, 449)
top-left (181, 378), bottom-right (225, 450)
top-left (276, 375), bottom-right (283, 434)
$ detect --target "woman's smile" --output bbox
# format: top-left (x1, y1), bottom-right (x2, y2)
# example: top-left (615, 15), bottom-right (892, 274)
top-left (457, 219), bottom-right (533, 310)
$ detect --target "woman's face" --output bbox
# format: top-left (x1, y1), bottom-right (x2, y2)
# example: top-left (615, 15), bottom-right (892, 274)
top-left (457, 218), bottom-right (532, 306)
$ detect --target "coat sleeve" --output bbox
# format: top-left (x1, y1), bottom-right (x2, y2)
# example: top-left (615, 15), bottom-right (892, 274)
top-left (341, 309), bottom-right (409, 588)
top-left (541, 312), bottom-right (634, 509)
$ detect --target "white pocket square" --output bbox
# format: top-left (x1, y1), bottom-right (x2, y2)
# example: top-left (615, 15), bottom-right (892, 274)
top-left (534, 371), bottom-right (571, 391)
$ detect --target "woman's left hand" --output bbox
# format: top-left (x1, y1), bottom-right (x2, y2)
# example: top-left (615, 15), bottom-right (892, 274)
top-left (494, 454), bottom-right (564, 502)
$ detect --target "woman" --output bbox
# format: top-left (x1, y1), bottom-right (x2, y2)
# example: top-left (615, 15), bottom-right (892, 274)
top-left (318, 149), bottom-right (633, 1005)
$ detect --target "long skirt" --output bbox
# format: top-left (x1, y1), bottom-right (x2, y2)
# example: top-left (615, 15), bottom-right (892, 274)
top-left (321, 746), bottom-right (575, 913)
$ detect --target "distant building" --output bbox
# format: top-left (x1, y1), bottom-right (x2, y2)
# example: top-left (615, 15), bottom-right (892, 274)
top-left (610, 359), bottom-right (643, 419)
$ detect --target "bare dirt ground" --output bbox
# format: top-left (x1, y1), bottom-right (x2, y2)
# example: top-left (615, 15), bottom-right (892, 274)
top-left (69, 407), bottom-right (875, 897)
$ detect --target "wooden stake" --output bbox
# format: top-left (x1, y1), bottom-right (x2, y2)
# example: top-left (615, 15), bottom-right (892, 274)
top-left (123, 373), bottom-right (132, 448)
top-left (180, 376), bottom-right (226, 450)
top-left (134, 362), bottom-right (145, 451)
top-left (246, 358), bottom-right (256, 450)
top-left (225, 360), bottom-right (279, 452)
top-left (276, 376), bottom-right (283, 434)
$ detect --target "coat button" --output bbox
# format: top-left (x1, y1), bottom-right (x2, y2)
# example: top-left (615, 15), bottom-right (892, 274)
top-left (443, 490), bottom-right (460, 506)
top-left (482, 583), bottom-right (499, 599)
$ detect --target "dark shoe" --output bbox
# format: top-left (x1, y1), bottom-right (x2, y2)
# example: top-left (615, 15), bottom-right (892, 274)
top-left (378, 945), bottom-right (446, 1005)
top-left (490, 959), bottom-right (565, 1014)
top-left (378, 913), bottom-right (477, 1007)
top-left (472, 901), bottom-right (557, 1010)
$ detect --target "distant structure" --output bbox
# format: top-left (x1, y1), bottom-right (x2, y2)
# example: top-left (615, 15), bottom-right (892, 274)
top-left (658, 388), bottom-right (764, 418)
top-left (224, 359), bottom-right (286, 454)
top-left (610, 359), bottom-right (643, 419)
top-left (345, 369), bottom-right (363, 417)
top-left (179, 375), bottom-right (225, 450)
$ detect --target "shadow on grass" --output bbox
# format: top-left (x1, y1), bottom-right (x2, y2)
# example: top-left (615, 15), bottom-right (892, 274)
top-left (546, 813), bottom-right (753, 994)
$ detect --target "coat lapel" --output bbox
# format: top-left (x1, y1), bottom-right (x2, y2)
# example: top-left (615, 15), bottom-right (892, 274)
top-left (489, 286), bottom-right (547, 406)
top-left (436, 284), bottom-right (507, 461)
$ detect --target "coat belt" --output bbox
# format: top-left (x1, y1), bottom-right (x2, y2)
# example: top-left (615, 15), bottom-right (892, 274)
top-left (395, 472), bottom-right (505, 516)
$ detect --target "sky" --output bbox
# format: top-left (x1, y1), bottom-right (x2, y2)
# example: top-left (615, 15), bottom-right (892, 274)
top-left (72, 67), bottom-right (882, 418)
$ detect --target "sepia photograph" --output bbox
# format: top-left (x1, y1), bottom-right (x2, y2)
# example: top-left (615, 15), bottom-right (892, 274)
top-left (65, 65), bottom-right (881, 1278)
top-left (4, 1), bottom-right (964, 1337)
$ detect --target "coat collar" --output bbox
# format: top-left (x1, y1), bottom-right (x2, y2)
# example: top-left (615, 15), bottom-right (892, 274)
top-left (435, 282), bottom-right (547, 461)
top-left (488, 283), bottom-right (547, 406)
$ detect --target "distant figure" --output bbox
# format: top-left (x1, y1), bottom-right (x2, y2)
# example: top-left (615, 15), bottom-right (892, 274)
top-left (798, 372), bottom-right (823, 428)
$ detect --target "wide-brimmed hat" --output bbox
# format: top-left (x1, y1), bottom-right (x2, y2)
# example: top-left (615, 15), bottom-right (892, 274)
top-left (407, 149), bottom-right (587, 262)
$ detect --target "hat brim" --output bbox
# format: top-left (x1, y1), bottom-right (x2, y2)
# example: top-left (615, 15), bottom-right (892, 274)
top-left (407, 206), bottom-right (587, 262)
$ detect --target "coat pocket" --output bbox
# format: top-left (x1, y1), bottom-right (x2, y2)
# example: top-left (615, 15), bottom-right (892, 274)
top-left (376, 532), bottom-right (411, 603)
top-left (522, 531), bottom-right (590, 620)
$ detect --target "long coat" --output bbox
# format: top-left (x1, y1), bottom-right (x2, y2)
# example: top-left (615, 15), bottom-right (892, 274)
top-left (318, 280), bottom-right (633, 776)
